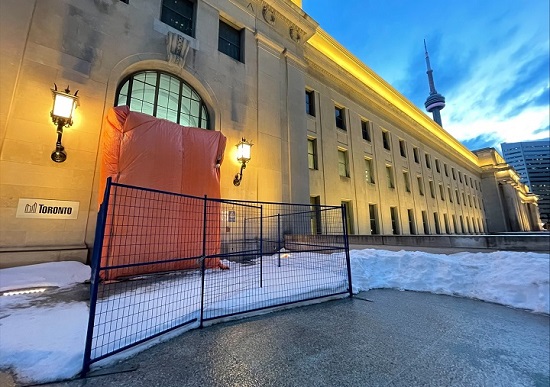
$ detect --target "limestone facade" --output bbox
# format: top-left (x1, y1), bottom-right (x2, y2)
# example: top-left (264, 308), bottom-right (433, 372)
top-left (0, 0), bottom-right (539, 267)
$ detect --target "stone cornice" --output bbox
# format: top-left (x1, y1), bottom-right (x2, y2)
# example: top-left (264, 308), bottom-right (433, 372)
top-left (255, 31), bottom-right (285, 55)
top-left (305, 49), bottom-right (479, 174)
top-left (306, 28), bottom-right (480, 168)
top-left (254, 0), bottom-right (318, 44)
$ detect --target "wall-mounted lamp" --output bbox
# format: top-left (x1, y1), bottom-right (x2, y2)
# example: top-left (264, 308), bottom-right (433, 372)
top-left (50, 84), bottom-right (79, 163)
top-left (233, 138), bottom-right (253, 186)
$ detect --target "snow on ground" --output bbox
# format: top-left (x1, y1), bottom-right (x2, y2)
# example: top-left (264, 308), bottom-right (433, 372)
top-left (0, 249), bottom-right (548, 384)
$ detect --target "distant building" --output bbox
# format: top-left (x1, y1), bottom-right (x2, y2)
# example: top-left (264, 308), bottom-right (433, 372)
top-left (502, 140), bottom-right (550, 226)
top-left (474, 148), bottom-right (541, 232)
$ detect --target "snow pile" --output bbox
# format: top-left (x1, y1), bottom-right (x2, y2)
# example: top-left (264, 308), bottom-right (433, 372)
top-left (0, 261), bottom-right (90, 292)
top-left (0, 250), bottom-right (549, 384)
top-left (351, 249), bottom-right (550, 314)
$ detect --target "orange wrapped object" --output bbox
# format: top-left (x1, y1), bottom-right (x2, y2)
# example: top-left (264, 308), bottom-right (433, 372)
top-left (98, 106), bottom-right (227, 279)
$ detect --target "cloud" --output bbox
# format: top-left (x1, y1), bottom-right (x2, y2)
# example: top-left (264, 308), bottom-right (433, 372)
top-left (461, 133), bottom-right (502, 151)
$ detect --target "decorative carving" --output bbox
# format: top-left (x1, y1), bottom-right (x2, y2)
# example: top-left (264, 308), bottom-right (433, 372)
top-left (289, 26), bottom-right (302, 43)
top-left (166, 31), bottom-right (190, 68)
top-left (262, 5), bottom-right (276, 25)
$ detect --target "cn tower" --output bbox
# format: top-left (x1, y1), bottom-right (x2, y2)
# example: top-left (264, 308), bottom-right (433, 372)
top-left (423, 40), bottom-right (445, 127)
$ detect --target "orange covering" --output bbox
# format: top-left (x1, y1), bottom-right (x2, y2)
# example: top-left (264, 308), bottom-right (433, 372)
top-left (98, 106), bottom-right (227, 279)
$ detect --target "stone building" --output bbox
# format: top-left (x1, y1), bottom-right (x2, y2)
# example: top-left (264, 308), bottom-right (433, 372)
top-left (0, 0), bottom-right (540, 267)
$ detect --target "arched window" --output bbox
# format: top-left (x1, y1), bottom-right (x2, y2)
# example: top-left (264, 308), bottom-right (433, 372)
top-left (115, 70), bottom-right (210, 129)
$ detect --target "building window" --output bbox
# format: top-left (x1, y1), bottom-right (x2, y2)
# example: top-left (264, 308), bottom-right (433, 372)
top-left (452, 214), bottom-right (458, 233)
top-left (452, 168), bottom-right (456, 180)
top-left (306, 90), bottom-right (315, 116)
top-left (399, 139), bottom-right (407, 157)
top-left (308, 138), bottom-right (318, 170)
top-left (462, 192), bottom-right (466, 204)
top-left (470, 177), bottom-right (474, 187)
top-left (468, 195), bottom-right (472, 207)
top-left (477, 218), bottom-right (483, 233)
top-left (310, 196), bottom-right (322, 234)
top-left (460, 215), bottom-right (465, 233)
top-left (448, 187), bottom-right (453, 203)
top-left (382, 130), bottom-right (391, 150)
top-left (365, 157), bottom-right (375, 184)
top-left (444, 163), bottom-right (449, 177)
top-left (422, 210), bottom-right (429, 234)
top-left (403, 171), bottom-right (411, 192)
top-left (369, 204), bottom-right (378, 234)
top-left (407, 209), bottom-right (416, 235)
top-left (433, 212), bottom-right (441, 234)
top-left (443, 213), bottom-right (451, 234)
top-left (218, 20), bottom-right (242, 61)
top-left (116, 70), bottom-right (210, 128)
top-left (161, 0), bottom-right (195, 37)
top-left (338, 149), bottom-right (349, 177)
top-left (439, 184), bottom-right (445, 200)
top-left (435, 159), bottom-right (440, 173)
top-left (386, 165), bottom-right (395, 188)
top-left (465, 176), bottom-right (469, 186)
top-left (429, 180), bottom-right (436, 198)
top-left (458, 171), bottom-right (463, 183)
top-left (335, 106), bottom-right (346, 130)
top-left (361, 120), bottom-right (371, 141)
top-left (342, 201), bottom-right (354, 234)
top-left (413, 147), bottom-right (420, 163)
top-left (417, 176), bottom-right (424, 196)
top-left (425, 153), bottom-right (431, 169)
top-left (390, 207), bottom-right (400, 235)
top-left (473, 196), bottom-right (477, 208)
top-left (455, 189), bottom-right (460, 204)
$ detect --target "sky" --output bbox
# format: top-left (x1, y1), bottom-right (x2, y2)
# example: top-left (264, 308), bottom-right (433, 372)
top-left (302, 0), bottom-right (550, 152)
top-left (1, 251), bottom-right (549, 383)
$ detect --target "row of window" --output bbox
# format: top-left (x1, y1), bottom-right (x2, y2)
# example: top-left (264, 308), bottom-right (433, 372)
top-left (309, 139), bottom-right (482, 209)
top-left (306, 90), bottom-right (482, 191)
top-left (362, 204), bottom-right (483, 235)
top-left (161, 0), bottom-right (244, 62)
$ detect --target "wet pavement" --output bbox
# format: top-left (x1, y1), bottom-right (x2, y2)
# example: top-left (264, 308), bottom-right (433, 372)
top-left (43, 289), bottom-right (549, 387)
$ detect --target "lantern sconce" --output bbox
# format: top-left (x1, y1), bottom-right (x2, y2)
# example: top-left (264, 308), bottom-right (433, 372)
top-left (50, 84), bottom-right (79, 163)
top-left (233, 138), bottom-right (253, 186)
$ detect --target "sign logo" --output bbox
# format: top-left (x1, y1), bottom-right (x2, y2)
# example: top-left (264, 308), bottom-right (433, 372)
top-left (16, 198), bottom-right (79, 219)
top-left (25, 202), bottom-right (38, 214)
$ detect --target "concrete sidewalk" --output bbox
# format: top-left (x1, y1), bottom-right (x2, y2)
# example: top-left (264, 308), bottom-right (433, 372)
top-left (48, 289), bottom-right (549, 387)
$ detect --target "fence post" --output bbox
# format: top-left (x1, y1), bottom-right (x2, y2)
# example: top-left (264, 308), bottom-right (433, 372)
top-left (259, 205), bottom-right (263, 288)
top-left (277, 213), bottom-right (281, 267)
top-left (199, 195), bottom-right (208, 328)
top-left (341, 204), bottom-right (353, 298)
top-left (82, 177), bottom-right (112, 376)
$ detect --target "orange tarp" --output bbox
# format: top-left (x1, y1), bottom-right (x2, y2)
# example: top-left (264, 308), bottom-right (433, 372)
top-left (98, 106), bottom-right (227, 279)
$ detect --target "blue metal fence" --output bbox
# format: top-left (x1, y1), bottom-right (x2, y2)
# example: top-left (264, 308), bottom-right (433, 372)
top-left (82, 178), bottom-right (351, 374)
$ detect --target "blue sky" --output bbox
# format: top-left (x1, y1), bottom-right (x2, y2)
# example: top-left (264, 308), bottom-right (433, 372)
top-left (302, 0), bottom-right (550, 152)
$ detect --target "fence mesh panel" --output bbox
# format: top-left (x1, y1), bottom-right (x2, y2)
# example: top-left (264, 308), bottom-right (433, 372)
top-left (83, 180), bottom-right (350, 374)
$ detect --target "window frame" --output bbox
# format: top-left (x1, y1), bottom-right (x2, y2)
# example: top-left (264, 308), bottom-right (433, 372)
top-left (218, 19), bottom-right (243, 62)
top-left (382, 130), bottom-right (391, 151)
top-left (338, 148), bottom-right (350, 177)
top-left (335, 106), bottom-right (346, 130)
top-left (399, 139), bottom-right (407, 157)
top-left (361, 119), bottom-right (371, 142)
top-left (364, 157), bottom-right (375, 184)
top-left (305, 89), bottom-right (315, 116)
top-left (161, 0), bottom-right (196, 37)
top-left (307, 138), bottom-right (318, 170)
top-left (115, 70), bottom-right (210, 129)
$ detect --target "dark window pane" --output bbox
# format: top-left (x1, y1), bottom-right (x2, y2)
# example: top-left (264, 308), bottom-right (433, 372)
top-left (161, 0), bottom-right (194, 37)
top-left (219, 20), bottom-right (242, 61)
